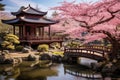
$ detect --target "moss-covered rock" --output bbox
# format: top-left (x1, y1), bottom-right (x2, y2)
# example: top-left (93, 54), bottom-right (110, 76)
top-left (15, 45), bottom-right (24, 52)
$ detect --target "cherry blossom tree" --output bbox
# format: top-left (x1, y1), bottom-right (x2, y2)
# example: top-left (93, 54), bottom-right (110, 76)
top-left (52, 0), bottom-right (120, 60)
top-left (51, 11), bottom-right (86, 38)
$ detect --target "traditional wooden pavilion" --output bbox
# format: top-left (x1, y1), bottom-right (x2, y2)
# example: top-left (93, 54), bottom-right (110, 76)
top-left (2, 5), bottom-right (63, 46)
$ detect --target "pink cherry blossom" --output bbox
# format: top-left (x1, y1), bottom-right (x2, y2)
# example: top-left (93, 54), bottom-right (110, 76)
top-left (52, 0), bottom-right (120, 44)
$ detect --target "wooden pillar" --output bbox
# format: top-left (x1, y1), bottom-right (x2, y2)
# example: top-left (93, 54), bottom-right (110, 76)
top-left (40, 28), bottom-right (42, 37)
top-left (60, 42), bottom-right (62, 47)
top-left (21, 25), bottom-right (23, 37)
top-left (19, 27), bottom-right (20, 37)
top-left (42, 27), bottom-right (44, 38)
top-left (28, 42), bottom-right (31, 47)
top-left (22, 26), bottom-right (23, 38)
top-left (30, 26), bottom-right (34, 37)
top-left (36, 27), bottom-right (39, 37)
top-left (19, 26), bottom-right (21, 38)
top-left (23, 25), bottom-right (26, 38)
top-left (13, 25), bottom-right (15, 35)
top-left (39, 27), bottom-right (41, 36)
top-left (34, 27), bottom-right (36, 36)
top-left (48, 26), bottom-right (51, 39)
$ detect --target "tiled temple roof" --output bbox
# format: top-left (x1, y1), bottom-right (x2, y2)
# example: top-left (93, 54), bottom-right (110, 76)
top-left (11, 5), bottom-right (47, 16)
top-left (2, 5), bottom-right (59, 26)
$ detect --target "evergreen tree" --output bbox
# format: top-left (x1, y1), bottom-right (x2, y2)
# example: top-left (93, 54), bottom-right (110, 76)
top-left (0, 0), bottom-right (5, 11)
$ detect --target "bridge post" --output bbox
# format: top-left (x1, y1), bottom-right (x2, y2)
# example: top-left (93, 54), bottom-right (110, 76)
top-left (102, 50), bottom-right (105, 57)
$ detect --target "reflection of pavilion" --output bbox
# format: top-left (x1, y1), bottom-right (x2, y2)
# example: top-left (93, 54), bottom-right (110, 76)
top-left (0, 61), bottom-right (58, 80)
top-left (2, 5), bottom-right (63, 46)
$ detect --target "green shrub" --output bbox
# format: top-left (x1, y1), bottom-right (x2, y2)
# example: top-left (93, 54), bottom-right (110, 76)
top-left (15, 45), bottom-right (24, 51)
top-left (1, 33), bottom-right (20, 50)
top-left (37, 44), bottom-right (49, 52)
top-left (67, 42), bottom-right (80, 48)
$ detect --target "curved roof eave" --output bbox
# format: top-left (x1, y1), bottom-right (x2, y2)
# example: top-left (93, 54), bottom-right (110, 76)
top-left (1, 18), bottom-right (20, 24)
top-left (1, 17), bottom-right (58, 25)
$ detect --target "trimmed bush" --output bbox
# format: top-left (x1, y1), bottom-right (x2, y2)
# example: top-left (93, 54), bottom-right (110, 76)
top-left (52, 51), bottom-right (64, 57)
top-left (50, 42), bottom-right (60, 49)
top-left (66, 42), bottom-right (80, 48)
top-left (15, 45), bottom-right (24, 52)
top-left (37, 44), bottom-right (49, 52)
top-left (1, 33), bottom-right (20, 50)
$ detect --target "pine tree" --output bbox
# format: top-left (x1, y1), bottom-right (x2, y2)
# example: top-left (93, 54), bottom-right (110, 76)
top-left (0, 0), bottom-right (5, 11)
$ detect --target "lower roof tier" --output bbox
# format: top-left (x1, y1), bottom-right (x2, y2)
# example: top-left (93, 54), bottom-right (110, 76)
top-left (2, 17), bottom-right (58, 26)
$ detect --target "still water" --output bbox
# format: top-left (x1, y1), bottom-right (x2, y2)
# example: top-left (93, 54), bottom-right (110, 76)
top-left (0, 60), bottom-right (103, 80)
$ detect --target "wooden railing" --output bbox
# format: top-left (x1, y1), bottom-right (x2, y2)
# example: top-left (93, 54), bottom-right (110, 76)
top-left (65, 45), bottom-right (111, 52)
top-left (20, 36), bottom-right (63, 41)
top-left (78, 45), bottom-right (111, 52)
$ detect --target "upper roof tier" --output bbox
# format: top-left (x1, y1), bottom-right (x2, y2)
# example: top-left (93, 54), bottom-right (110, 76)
top-left (2, 5), bottom-right (59, 26)
top-left (11, 5), bottom-right (47, 16)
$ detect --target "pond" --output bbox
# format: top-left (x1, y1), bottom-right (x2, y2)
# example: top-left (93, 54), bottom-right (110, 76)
top-left (0, 60), bottom-right (103, 80)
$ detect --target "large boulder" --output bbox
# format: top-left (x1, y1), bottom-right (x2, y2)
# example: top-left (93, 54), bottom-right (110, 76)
top-left (52, 55), bottom-right (62, 62)
top-left (3, 50), bottom-right (9, 54)
top-left (22, 48), bottom-right (30, 53)
top-left (4, 59), bottom-right (13, 64)
top-left (40, 53), bottom-right (51, 60)
top-left (102, 62), bottom-right (117, 77)
top-left (22, 46), bottom-right (33, 53)
top-left (25, 46), bottom-right (33, 51)
top-left (27, 54), bottom-right (36, 61)
top-left (0, 53), bottom-right (13, 64)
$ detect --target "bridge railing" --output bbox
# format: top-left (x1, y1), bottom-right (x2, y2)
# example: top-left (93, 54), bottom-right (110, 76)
top-left (77, 45), bottom-right (111, 52)
top-left (64, 48), bottom-right (105, 57)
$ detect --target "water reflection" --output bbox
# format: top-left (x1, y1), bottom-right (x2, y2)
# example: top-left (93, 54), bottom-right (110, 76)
top-left (0, 61), bottom-right (104, 80)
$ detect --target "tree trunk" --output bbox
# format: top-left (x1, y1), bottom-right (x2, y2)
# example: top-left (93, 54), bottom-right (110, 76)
top-left (109, 41), bottom-right (120, 61)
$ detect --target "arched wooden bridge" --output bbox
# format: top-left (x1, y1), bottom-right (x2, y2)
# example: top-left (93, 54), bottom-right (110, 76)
top-left (64, 46), bottom-right (111, 61)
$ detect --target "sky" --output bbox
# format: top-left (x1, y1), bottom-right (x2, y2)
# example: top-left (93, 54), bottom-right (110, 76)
top-left (1, 0), bottom-right (99, 17)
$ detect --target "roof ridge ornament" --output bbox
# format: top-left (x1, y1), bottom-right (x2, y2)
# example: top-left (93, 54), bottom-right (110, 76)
top-left (28, 4), bottom-right (31, 7)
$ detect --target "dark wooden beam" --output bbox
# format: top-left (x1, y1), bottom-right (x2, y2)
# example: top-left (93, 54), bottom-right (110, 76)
top-left (42, 27), bottom-right (44, 38)
top-left (19, 26), bottom-right (21, 38)
top-left (48, 26), bottom-right (51, 40)
top-left (21, 26), bottom-right (23, 38)
top-left (13, 25), bottom-right (15, 35)
top-left (39, 27), bottom-right (41, 36)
